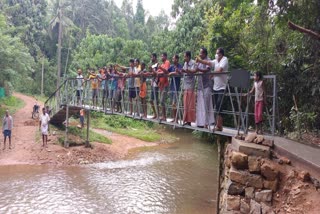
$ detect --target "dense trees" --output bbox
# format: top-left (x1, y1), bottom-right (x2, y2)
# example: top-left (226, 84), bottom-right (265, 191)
top-left (0, 0), bottom-right (319, 132)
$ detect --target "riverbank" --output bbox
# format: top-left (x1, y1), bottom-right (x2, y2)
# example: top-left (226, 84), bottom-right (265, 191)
top-left (0, 93), bottom-right (160, 165)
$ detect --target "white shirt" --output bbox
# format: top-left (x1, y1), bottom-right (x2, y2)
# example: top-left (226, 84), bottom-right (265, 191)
top-left (40, 113), bottom-right (50, 126)
top-left (76, 74), bottom-right (83, 90)
top-left (211, 56), bottom-right (228, 91)
top-left (254, 80), bottom-right (264, 102)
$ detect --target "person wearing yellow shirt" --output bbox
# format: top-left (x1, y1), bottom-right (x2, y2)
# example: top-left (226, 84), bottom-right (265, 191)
top-left (88, 69), bottom-right (99, 108)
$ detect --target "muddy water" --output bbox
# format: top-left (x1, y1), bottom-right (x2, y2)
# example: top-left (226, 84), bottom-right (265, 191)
top-left (0, 129), bottom-right (218, 214)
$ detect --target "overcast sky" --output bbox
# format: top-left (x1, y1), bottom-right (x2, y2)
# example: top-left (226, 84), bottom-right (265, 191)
top-left (113, 0), bottom-right (174, 16)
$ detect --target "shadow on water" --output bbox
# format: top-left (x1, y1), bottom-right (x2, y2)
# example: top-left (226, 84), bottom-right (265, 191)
top-left (0, 128), bottom-right (219, 214)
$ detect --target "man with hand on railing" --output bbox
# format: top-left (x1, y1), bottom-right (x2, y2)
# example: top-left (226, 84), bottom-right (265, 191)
top-left (196, 47), bottom-right (228, 131)
top-left (148, 53), bottom-right (159, 119)
top-left (168, 54), bottom-right (182, 123)
top-left (88, 69), bottom-right (99, 109)
top-left (76, 69), bottom-right (84, 106)
top-left (157, 52), bottom-right (171, 121)
top-left (195, 48), bottom-right (215, 129)
top-left (182, 51), bottom-right (197, 126)
top-left (98, 68), bottom-right (107, 110)
top-left (114, 65), bottom-right (126, 113)
top-left (117, 59), bottom-right (139, 115)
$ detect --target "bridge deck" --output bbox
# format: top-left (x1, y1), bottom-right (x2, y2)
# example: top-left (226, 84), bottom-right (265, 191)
top-left (64, 104), bottom-right (242, 138)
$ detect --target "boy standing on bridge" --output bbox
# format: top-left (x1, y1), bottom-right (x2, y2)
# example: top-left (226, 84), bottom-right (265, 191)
top-left (39, 107), bottom-right (50, 148)
top-left (2, 110), bottom-right (13, 150)
top-left (139, 62), bottom-right (148, 118)
top-left (248, 71), bottom-right (266, 134)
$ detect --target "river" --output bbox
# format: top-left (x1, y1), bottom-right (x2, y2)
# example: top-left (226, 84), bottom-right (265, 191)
top-left (0, 129), bottom-right (218, 214)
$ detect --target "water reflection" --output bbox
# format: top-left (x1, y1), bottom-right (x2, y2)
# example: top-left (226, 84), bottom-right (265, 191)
top-left (0, 130), bottom-right (218, 214)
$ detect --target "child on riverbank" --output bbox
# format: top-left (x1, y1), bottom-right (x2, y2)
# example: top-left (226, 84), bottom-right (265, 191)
top-left (249, 72), bottom-right (266, 134)
top-left (80, 109), bottom-right (85, 129)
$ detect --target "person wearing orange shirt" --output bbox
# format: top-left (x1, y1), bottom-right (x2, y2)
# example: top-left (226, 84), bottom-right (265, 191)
top-left (157, 52), bottom-right (171, 121)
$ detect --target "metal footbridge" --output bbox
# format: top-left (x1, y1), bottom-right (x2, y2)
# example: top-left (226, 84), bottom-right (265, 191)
top-left (44, 71), bottom-right (277, 143)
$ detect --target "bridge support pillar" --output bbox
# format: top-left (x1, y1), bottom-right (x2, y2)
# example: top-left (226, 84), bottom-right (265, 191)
top-left (64, 105), bottom-right (69, 148)
top-left (85, 109), bottom-right (90, 148)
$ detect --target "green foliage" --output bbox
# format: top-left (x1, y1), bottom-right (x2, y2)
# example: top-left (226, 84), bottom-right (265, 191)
top-left (0, 96), bottom-right (25, 119)
top-left (89, 112), bottom-right (163, 142)
top-left (289, 107), bottom-right (317, 134)
top-left (0, 13), bottom-right (35, 92)
top-left (71, 33), bottom-right (150, 70)
top-left (192, 130), bottom-right (216, 141)
top-left (68, 126), bottom-right (111, 144)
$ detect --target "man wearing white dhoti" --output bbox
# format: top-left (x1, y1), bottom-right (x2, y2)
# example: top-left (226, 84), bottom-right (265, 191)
top-left (39, 107), bottom-right (50, 148)
top-left (196, 48), bottom-right (215, 128)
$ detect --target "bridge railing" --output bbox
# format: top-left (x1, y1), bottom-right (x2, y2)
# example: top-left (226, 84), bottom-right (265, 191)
top-left (45, 72), bottom-right (277, 135)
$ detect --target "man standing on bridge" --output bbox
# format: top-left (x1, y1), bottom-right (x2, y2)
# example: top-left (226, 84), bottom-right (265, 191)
top-left (197, 47), bottom-right (228, 131)
top-left (2, 110), bottom-right (13, 150)
top-left (157, 52), bottom-right (171, 121)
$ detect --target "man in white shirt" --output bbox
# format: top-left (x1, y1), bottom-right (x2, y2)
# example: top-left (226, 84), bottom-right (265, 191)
top-left (197, 47), bottom-right (228, 131)
top-left (39, 107), bottom-right (50, 148)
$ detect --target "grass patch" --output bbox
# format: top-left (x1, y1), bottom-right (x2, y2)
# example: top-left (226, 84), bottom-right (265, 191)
top-left (90, 112), bottom-right (163, 142)
top-left (68, 126), bottom-right (111, 144)
top-left (0, 96), bottom-right (25, 118)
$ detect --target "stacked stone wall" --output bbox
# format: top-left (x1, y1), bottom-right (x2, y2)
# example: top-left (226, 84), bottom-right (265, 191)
top-left (220, 134), bottom-right (278, 214)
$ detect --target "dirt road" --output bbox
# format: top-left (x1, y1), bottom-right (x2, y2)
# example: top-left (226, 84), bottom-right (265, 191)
top-left (0, 93), bottom-right (157, 165)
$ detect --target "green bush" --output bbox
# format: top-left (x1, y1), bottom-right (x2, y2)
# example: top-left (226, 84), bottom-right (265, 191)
top-left (0, 96), bottom-right (24, 118)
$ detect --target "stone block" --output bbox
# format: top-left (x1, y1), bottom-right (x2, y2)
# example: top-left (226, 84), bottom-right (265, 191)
top-left (245, 133), bottom-right (257, 143)
top-left (250, 199), bottom-right (262, 214)
top-left (227, 180), bottom-right (245, 196)
top-left (248, 156), bottom-right (261, 173)
top-left (230, 167), bottom-right (263, 189)
top-left (240, 199), bottom-right (250, 214)
top-left (232, 138), bottom-right (271, 158)
top-left (226, 195), bottom-right (240, 211)
top-left (255, 190), bottom-right (273, 203)
top-left (245, 187), bottom-right (255, 199)
top-left (298, 171), bottom-right (311, 182)
top-left (231, 152), bottom-right (248, 170)
top-left (261, 163), bottom-right (279, 181)
top-left (254, 135), bottom-right (264, 144)
top-left (278, 156), bottom-right (291, 165)
top-left (261, 202), bottom-right (275, 214)
top-left (262, 139), bottom-right (274, 147)
top-left (263, 179), bottom-right (278, 192)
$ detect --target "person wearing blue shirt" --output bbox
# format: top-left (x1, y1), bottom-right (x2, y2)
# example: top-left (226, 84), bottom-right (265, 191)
top-left (168, 54), bottom-right (182, 123)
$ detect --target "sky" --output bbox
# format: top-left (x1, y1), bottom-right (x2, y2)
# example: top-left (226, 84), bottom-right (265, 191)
top-left (113, 0), bottom-right (174, 16)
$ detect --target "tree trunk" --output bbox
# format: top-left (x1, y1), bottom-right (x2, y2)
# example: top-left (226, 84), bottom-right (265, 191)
top-left (41, 54), bottom-right (44, 96)
top-left (57, 4), bottom-right (63, 91)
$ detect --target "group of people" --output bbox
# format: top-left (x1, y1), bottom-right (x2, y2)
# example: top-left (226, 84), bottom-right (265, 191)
top-left (75, 47), bottom-right (266, 133)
